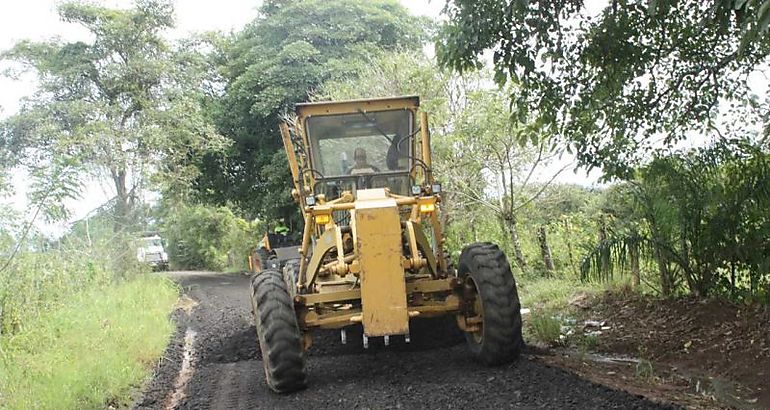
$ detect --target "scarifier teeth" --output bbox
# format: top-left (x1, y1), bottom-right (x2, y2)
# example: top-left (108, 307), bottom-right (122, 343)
top-left (363, 334), bottom-right (369, 349)
top-left (341, 328), bottom-right (347, 345)
top-left (384, 335), bottom-right (390, 346)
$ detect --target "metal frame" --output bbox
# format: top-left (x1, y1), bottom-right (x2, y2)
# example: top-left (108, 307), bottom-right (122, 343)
top-left (278, 96), bottom-right (461, 339)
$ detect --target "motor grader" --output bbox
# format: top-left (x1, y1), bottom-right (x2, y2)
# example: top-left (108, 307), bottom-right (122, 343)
top-left (250, 96), bottom-right (523, 393)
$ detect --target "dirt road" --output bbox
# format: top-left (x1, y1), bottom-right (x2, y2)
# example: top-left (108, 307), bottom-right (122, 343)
top-left (135, 271), bottom-right (678, 410)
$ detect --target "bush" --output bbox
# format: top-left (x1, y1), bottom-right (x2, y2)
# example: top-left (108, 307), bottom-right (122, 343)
top-left (0, 210), bottom-right (178, 408)
top-left (0, 236), bottom-right (138, 336)
top-left (162, 204), bottom-right (261, 271)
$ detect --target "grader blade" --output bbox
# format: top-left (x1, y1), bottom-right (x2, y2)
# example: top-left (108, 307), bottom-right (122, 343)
top-left (353, 188), bottom-right (409, 337)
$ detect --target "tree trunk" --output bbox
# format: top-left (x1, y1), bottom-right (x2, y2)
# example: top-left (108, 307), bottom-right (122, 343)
top-left (111, 167), bottom-right (134, 233)
top-left (537, 225), bottom-right (555, 273)
top-left (655, 245), bottom-right (672, 297)
top-left (598, 217), bottom-right (610, 280)
top-left (562, 218), bottom-right (578, 277)
top-left (85, 216), bottom-right (92, 248)
top-left (502, 214), bottom-right (527, 273)
top-left (629, 239), bottom-right (640, 289)
top-left (679, 233), bottom-right (700, 296)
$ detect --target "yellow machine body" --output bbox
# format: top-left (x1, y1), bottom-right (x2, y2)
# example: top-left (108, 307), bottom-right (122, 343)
top-left (274, 96), bottom-right (475, 343)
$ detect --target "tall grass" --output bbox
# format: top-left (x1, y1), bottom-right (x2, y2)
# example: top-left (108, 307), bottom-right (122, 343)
top-left (0, 228), bottom-right (179, 409)
top-left (0, 274), bottom-right (177, 409)
top-left (0, 234), bottom-right (143, 336)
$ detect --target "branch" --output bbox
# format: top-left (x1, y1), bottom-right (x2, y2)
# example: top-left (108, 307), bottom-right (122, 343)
top-left (0, 168), bottom-right (72, 274)
top-left (510, 161), bottom-right (573, 213)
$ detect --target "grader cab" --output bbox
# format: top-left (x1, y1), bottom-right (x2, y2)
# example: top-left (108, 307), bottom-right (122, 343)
top-left (250, 96), bottom-right (523, 393)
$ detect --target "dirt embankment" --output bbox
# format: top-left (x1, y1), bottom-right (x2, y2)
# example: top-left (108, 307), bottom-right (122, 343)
top-left (134, 271), bottom-right (680, 410)
top-left (596, 293), bottom-right (769, 406)
top-left (542, 291), bottom-right (769, 410)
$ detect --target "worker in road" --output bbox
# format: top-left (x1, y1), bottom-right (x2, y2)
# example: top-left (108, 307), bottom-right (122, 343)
top-left (348, 147), bottom-right (380, 175)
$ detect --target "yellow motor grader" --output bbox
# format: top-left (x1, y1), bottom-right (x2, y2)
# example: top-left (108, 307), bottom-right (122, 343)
top-left (250, 96), bottom-right (523, 393)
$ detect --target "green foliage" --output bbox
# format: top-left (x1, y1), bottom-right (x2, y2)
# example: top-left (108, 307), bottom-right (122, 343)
top-left (0, 233), bottom-right (145, 336)
top-left (529, 312), bottom-right (562, 345)
top-left (438, 0), bottom-right (770, 178)
top-left (194, 0), bottom-right (426, 221)
top-left (641, 139), bottom-right (770, 298)
top-left (0, 201), bottom-right (177, 408)
top-left (316, 51), bottom-right (451, 119)
top-left (579, 138), bottom-right (770, 300)
top-left (162, 204), bottom-right (261, 271)
top-left (519, 276), bottom-right (597, 312)
top-left (0, 275), bottom-right (177, 409)
top-left (0, 0), bottom-right (228, 225)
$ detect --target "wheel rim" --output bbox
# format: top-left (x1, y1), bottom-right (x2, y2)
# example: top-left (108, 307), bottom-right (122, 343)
top-left (463, 275), bottom-right (484, 343)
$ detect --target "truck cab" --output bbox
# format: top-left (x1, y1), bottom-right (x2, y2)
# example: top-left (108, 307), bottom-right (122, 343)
top-left (136, 234), bottom-right (169, 270)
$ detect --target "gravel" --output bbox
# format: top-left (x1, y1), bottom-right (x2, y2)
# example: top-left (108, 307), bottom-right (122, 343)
top-left (134, 271), bottom-right (680, 410)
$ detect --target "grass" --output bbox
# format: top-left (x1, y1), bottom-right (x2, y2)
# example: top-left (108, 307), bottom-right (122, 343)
top-left (518, 275), bottom-right (631, 346)
top-left (0, 274), bottom-right (178, 410)
top-left (518, 276), bottom-right (597, 312)
top-left (529, 312), bottom-right (562, 345)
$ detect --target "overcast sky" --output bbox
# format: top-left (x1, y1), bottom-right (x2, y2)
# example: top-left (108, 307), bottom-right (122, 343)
top-left (0, 0), bottom-right (598, 236)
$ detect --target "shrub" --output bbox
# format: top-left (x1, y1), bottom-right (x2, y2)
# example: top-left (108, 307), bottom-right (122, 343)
top-left (162, 204), bottom-right (260, 271)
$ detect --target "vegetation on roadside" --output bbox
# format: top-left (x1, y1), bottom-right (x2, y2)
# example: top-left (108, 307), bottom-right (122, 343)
top-left (1, 0), bottom-right (770, 407)
top-left (0, 275), bottom-right (177, 410)
top-left (162, 204), bottom-right (262, 271)
top-left (0, 200), bottom-right (178, 409)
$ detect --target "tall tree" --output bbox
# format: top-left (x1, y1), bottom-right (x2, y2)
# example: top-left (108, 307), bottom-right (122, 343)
top-left (0, 0), bottom-right (227, 229)
top-left (437, 0), bottom-right (770, 178)
top-left (194, 0), bottom-right (425, 221)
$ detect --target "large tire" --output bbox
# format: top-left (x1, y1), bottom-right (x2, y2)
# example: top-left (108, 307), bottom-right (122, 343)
top-left (250, 269), bottom-right (307, 393)
top-left (255, 248), bottom-right (270, 271)
top-left (282, 259), bottom-right (300, 299)
top-left (457, 242), bottom-right (524, 365)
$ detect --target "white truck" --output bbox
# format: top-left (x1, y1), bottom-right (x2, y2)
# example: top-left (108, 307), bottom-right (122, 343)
top-left (137, 234), bottom-right (169, 270)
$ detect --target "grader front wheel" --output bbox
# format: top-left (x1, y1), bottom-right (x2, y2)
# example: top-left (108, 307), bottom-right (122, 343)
top-left (251, 270), bottom-right (307, 393)
top-left (457, 243), bottom-right (524, 365)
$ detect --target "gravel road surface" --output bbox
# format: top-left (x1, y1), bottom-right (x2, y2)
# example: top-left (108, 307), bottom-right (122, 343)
top-left (134, 271), bottom-right (679, 410)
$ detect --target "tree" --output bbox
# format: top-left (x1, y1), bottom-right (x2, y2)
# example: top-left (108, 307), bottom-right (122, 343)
top-left (0, 0), bottom-right (227, 229)
top-left (444, 90), bottom-right (572, 272)
top-left (194, 0), bottom-right (426, 221)
top-left (580, 138), bottom-right (770, 299)
top-left (437, 0), bottom-right (770, 178)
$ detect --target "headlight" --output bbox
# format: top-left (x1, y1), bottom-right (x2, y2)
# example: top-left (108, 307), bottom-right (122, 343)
top-left (314, 214), bottom-right (331, 225)
top-left (305, 196), bottom-right (316, 206)
top-left (431, 183), bottom-right (442, 194)
top-left (411, 185), bottom-right (421, 195)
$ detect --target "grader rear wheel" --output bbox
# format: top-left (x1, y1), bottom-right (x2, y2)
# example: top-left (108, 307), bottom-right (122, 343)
top-left (250, 269), bottom-right (307, 393)
top-left (457, 242), bottom-right (524, 365)
top-left (254, 248), bottom-right (270, 272)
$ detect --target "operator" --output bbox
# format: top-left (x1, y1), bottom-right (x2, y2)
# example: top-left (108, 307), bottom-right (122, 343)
top-left (347, 147), bottom-right (380, 175)
top-left (274, 218), bottom-right (289, 236)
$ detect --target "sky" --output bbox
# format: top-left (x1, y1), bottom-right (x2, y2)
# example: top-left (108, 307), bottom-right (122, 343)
top-left (0, 0), bottom-right (597, 236)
